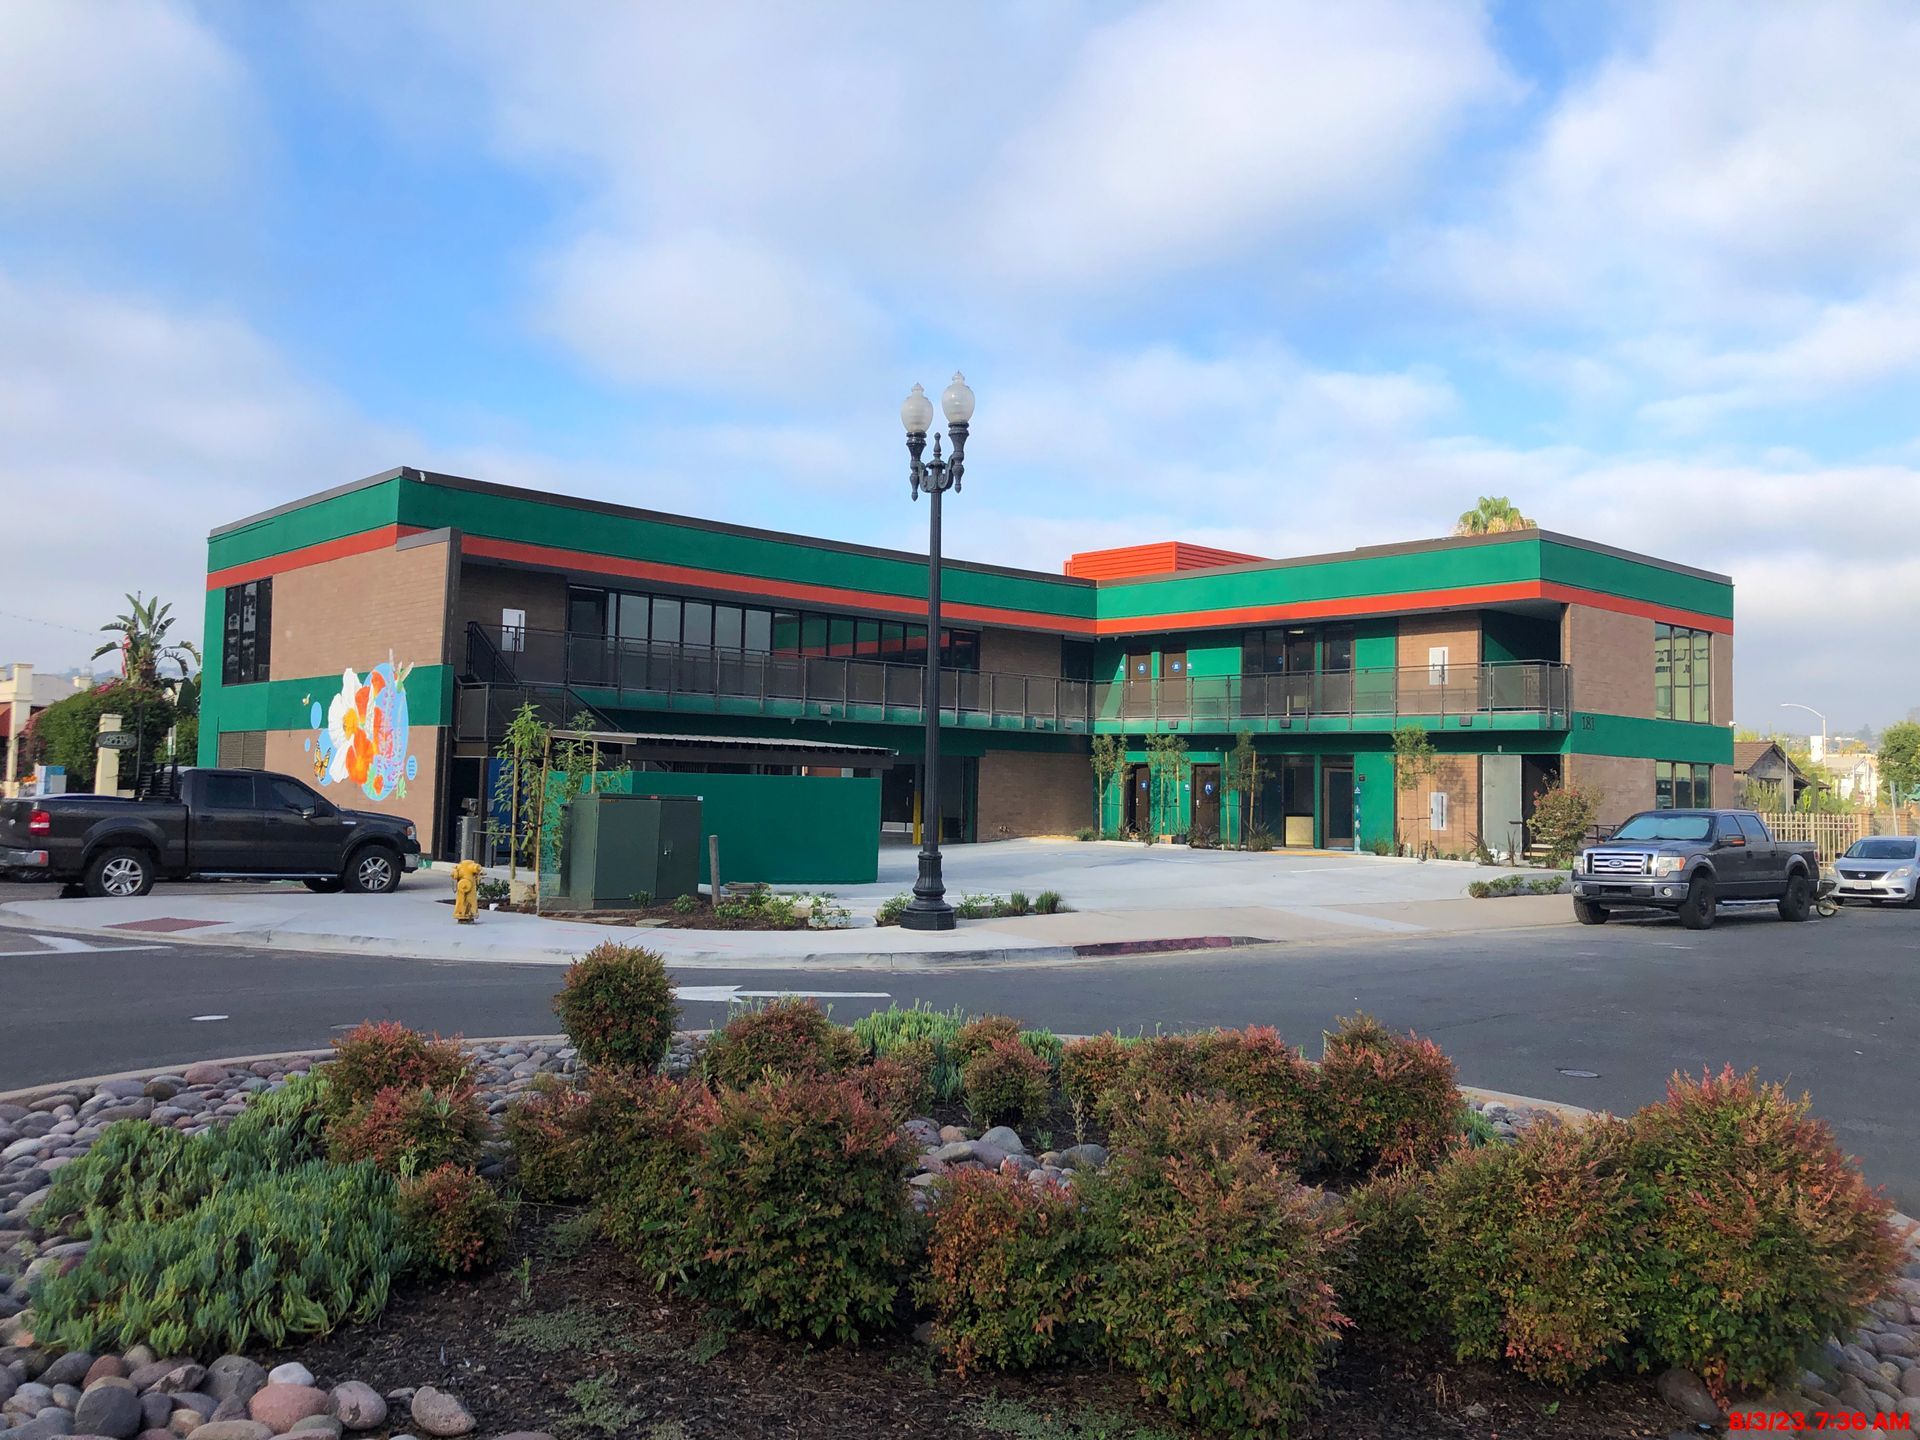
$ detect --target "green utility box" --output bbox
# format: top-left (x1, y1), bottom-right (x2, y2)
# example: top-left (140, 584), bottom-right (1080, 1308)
top-left (557, 791), bottom-right (703, 910)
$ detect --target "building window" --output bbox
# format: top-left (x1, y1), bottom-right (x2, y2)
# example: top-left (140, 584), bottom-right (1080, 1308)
top-left (221, 579), bottom-right (272, 685)
top-left (1655, 624), bottom-right (1712, 722)
top-left (1427, 646), bottom-right (1450, 685)
top-left (1241, 625), bottom-right (1350, 674)
top-left (1655, 760), bottom-right (1713, 808)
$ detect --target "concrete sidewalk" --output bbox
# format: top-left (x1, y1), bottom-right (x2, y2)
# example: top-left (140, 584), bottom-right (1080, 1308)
top-left (0, 862), bottom-right (1573, 969)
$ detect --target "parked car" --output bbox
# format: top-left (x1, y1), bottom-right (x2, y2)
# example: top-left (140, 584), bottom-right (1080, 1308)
top-left (0, 767), bottom-right (421, 898)
top-left (1832, 835), bottom-right (1920, 906)
top-left (1570, 809), bottom-right (1819, 929)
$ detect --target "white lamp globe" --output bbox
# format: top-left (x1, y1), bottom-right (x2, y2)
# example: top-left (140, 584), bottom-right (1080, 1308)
top-left (940, 372), bottom-right (975, 425)
top-left (900, 383), bottom-right (934, 435)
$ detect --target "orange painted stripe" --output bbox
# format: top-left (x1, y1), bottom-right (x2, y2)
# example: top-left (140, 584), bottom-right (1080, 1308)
top-left (463, 537), bottom-right (1101, 636)
top-left (206, 524), bottom-right (425, 589)
top-left (1091, 581), bottom-right (1733, 637)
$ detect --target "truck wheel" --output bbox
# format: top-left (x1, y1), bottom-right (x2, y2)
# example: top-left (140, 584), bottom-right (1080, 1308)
top-left (345, 845), bottom-right (402, 895)
top-left (1573, 897), bottom-right (1609, 925)
top-left (1777, 873), bottom-right (1813, 922)
top-left (84, 846), bottom-right (155, 899)
top-left (1679, 873), bottom-right (1717, 930)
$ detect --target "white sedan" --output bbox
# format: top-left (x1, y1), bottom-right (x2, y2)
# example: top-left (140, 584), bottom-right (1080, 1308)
top-left (1833, 835), bottom-right (1920, 905)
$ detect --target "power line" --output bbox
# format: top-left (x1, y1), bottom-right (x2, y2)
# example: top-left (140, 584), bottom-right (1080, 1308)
top-left (0, 608), bottom-right (100, 638)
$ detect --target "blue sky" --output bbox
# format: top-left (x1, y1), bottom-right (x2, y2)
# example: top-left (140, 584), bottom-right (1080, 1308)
top-left (4, 0), bottom-right (1918, 730)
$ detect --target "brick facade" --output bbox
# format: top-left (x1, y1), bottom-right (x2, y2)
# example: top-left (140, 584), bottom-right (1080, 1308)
top-left (273, 533), bottom-right (456, 679)
top-left (1398, 754), bottom-right (1481, 854)
top-left (976, 749), bottom-right (1088, 839)
top-left (455, 562), bottom-right (567, 643)
top-left (265, 725), bottom-right (443, 847)
top-left (1564, 604), bottom-right (1654, 716)
top-left (1395, 612), bottom-right (1481, 670)
top-left (1566, 753), bottom-right (1655, 832)
top-left (979, 627), bottom-right (1062, 677)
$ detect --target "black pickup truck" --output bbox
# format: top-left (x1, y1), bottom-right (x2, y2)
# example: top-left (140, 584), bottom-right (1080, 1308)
top-left (0, 767), bottom-right (421, 898)
top-left (1570, 808), bottom-right (1819, 930)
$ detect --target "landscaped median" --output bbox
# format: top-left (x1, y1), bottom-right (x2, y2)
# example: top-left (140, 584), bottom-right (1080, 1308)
top-left (1, 942), bottom-right (1914, 1440)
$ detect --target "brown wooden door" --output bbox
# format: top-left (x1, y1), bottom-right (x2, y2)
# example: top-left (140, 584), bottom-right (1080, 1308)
top-left (1192, 764), bottom-right (1221, 842)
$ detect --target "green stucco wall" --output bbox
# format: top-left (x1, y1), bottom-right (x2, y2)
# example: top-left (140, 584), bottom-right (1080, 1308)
top-left (603, 770), bottom-right (878, 885)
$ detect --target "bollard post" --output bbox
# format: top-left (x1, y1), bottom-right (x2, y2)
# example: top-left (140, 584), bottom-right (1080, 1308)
top-left (709, 834), bottom-right (721, 909)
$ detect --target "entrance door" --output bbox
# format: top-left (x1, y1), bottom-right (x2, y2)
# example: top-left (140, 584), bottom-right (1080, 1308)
top-left (1122, 653), bottom-right (1154, 718)
top-left (1124, 763), bottom-right (1151, 835)
top-left (1322, 762), bottom-right (1356, 850)
top-left (1191, 765), bottom-right (1221, 841)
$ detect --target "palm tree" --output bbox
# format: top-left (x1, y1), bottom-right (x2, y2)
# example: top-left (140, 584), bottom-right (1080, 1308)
top-left (1453, 496), bottom-right (1536, 536)
top-left (93, 592), bottom-right (200, 686)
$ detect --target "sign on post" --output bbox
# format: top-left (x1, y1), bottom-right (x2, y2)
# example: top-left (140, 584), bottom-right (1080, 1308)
top-left (96, 732), bottom-right (139, 752)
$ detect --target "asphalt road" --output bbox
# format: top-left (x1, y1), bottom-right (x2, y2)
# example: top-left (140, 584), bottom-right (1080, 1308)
top-left (2, 895), bottom-right (1915, 1207)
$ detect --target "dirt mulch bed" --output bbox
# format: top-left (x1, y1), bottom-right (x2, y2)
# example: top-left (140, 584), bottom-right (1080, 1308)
top-left (463, 899), bottom-right (811, 931)
top-left (281, 1205), bottom-right (1686, 1440)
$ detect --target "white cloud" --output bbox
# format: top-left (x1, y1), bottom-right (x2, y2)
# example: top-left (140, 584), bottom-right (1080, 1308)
top-left (978, 0), bottom-right (1510, 285)
top-left (0, 0), bottom-right (255, 208)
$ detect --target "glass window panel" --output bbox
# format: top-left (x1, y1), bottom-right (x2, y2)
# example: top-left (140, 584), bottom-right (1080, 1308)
top-left (1266, 630), bottom-right (1289, 672)
top-left (828, 616), bottom-right (855, 656)
top-left (1654, 626), bottom-right (1673, 719)
top-left (1241, 631), bottom-right (1265, 675)
top-left (903, 625), bottom-right (927, 664)
top-left (714, 604), bottom-right (743, 650)
top-left (743, 609), bottom-right (772, 653)
top-left (771, 610), bottom-right (800, 654)
top-left (855, 619), bottom-right (880, 656)
top-left (880, 622), bottom-right (905, 659)
top-left (1322, 627), bottom-right (1354, 672)
top-left (947, 629), bottom-right (980, 672)
top-left (651, 597), bottom-right (680, 646)
top-left (567, 589), bottom-right (605, 635)
top-left (1655, 760), bottom-right (1674, 809)
top-left (682, 601), bottom-right (713, 648)
top-left (1285, 630), bottom-right (1315, 672)
top-left (204, 773), bottom-right (257, 809)
top-left (1692, 632), bottom-right (1712, 723)
top-left (616, 593), bottom-right (649, 640)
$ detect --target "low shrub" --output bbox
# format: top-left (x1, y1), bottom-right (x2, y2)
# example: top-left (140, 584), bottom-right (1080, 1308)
top-left (327, 1083), bottom-right (487, 1174)
top-left (1074, 826), bottom-right (1096, 842)
top-left (37, 1072), bottom-right (331, 1239)
top-left (324, 1021), bottom-right (470, 1119)
top-left (553, 942), bottom-right (679, 1071)
top-left (1197, 1027), bottom-right (1320, 1167)
top-left (1246, 826), bottom-right (1275, 852)
top-left (963, 1038), bottom-right (1052, 1132)
top-left (951, 1013), bottom-right (1025, 1070)
top-left (854, 1051), bottom-right (932, 1117)
top-left (32, 1159), bottom-right (407, 1356)
top-left (1088, 1094), bottom-right (1347, 1437)
top-left (1060, 1034), bottom-right (1131, 1141)
top-left (397, 1164), bottom-right (510, 1274)
top-left (1339, 1167), bottom-right (1440, 1341)
top-left (851, 1001), bottom-right (967, 1102)
top-left (1003, 890), bottom-right (1032, 916)
top-left (688, 1074), bottom-right (917, 1342)
top-left (954, 892), bottom-right (1000, 919)
top-left (1316, 1013), bottom-right (1459, 1176)
top-left (702, 997), bottom-right (864, 1089)
top-left (503, 1076), bottom-right (592, 1201)
top-left (714, 892), bottom-right (800, 926)
top-left (1102, 1032), bottom-right (1213, 1125)
top-left (581, 1071), bottom-right (717, 1287)
top-left (874, 893), bottom-right (912, 926)
top-left (1628, 1067), bottom-right (1901, 1398)
top-left (1423, 1117), bottom-right (1642, 1384)
top-left (1034, 889), bottom-right (1069, 914)
top-left (919, 1169), bottom-right (1098, 1374)
top-left (1457, 1104), bottom-right (1499, 1148)
top-left (1019, 1027), bottom-right (1065, 1073)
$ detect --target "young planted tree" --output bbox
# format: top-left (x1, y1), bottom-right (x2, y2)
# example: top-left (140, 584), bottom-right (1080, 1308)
top-left (489, 703), bottom-right (551, 883)
top-left (1090, 734), bottom-right (1128, 836)
top-left (1226, 730), bottom-right (1262, 846)
top-left (1144, 733), bottom-right (1191, 838)
top-left (1391, 723), bottom-right (1439, 852)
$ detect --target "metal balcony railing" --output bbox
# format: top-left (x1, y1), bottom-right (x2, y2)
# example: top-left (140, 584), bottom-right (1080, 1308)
top-left (1093, 661), bottom-right (1571, 729)
top-left (467, 623), bottom-right (1093, 734)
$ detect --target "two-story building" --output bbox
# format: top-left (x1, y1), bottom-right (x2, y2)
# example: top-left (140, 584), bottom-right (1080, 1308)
top-left (199, 467), bottom-right (1734, 859)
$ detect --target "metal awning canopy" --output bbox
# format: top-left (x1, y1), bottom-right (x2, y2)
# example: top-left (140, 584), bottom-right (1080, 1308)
top-left (550, 729), bottom-right (896, 770)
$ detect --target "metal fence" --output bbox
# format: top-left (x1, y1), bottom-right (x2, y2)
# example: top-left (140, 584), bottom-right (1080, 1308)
top-left (1093, 661), bottom-right (1571, 728)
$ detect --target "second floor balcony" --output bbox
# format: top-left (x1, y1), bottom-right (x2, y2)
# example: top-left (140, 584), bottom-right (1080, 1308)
top-left (464, 625), bottom-right (1571, 739)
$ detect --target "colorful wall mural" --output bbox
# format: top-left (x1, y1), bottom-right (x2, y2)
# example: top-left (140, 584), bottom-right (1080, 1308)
top-left (303, 657), bottom-right (418, 802)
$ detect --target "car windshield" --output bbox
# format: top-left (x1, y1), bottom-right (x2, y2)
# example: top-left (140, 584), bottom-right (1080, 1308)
top-left (1843, 837), bottom-right (1919, 860)
top-left (1610, 814), bottom-right (1713, 843)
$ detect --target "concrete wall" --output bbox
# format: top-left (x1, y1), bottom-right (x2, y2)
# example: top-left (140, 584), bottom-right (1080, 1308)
top-left (1566, 753), bottom-right (1654, 831)
top-left (1396, 612), bottom-right (1481, 670)
top-left (979, 627), bottom-right (1062, 677)
top-left (1398, 754), bottom-right (1481, 854)
top-left (977, 748), bottom-right (1088, 838)
top-left (1564, 604), bottom-right (1654, 716)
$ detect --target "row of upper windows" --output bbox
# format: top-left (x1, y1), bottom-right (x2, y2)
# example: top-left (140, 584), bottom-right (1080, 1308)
top-left (222, 579), bottom-right (272, 686)
top-left (1654, 624), bottom-right (1712, 724)
top-left (560, 585), bottom-right (987, 671)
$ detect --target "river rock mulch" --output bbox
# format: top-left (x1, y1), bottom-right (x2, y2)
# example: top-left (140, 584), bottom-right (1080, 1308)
top-left (2, 1041), bottom-right (1917, 1439)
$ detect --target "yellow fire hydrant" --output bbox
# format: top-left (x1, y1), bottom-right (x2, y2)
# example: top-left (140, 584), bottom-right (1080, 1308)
top-left (452, 858), bottom-right (483, 923)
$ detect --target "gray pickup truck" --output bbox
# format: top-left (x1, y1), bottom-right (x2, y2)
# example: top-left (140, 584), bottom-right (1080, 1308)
top-left (1571, 808), bottom-right (1819, 930)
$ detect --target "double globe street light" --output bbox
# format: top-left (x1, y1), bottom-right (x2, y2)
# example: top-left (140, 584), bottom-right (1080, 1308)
top-left (897, 372), bottom-right (975, 931)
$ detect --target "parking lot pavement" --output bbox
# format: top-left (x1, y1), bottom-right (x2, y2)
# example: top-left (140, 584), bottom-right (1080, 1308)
top-left (3, 898), bottom-right (1914, 1208)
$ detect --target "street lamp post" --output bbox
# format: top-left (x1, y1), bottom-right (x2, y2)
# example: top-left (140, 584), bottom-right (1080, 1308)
top-left (898, 373), bottom-right (974, 932)
top-left (1781, 702), bottom-right (1828, 759)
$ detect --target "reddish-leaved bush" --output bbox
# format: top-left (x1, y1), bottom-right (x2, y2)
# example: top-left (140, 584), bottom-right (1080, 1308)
top-left (1197, 1026), bottom-right (1321, 1168)
top-left (397, 1163), bottom-right (510, 1274)
top-left (918, 1169), bottom-right (1097, 1374)
top-left (853, 1051), bottom-right (932, 1119)
top-left (326, 1083), bottom-right (487, 1174)
top-left (1316, 1013), bottom-right (1459, 1176)
top-left (552, 942), bottom-right (678, 1071)
top-left (687, 1074), bottom-right (917, 1343)
top-left (581, 1070), bottom-right (717, 1286)
top-left (950, 1014), bottom-right (1024, 1070)
top-left (962, 1037), bottom-right (1052, 1132)
top-left (1628, 1067), bottom-right (1901, 1398)
top-left (1338, 1166), bottom-right (1441, 1342)
top-left (1422, 1116), bottom-right (1642, 1384)
top-left (701, 997), bottom-right (864, 1090)
top-left (502, 1075), bottom-right (592, 1202)
top-left (1087, 1093), bottom-right (1349, 1436)
top-left (1059, 1033), bottom-right (1131, 1140)
top-left (324, 1021), bottom-right (470, 1119)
